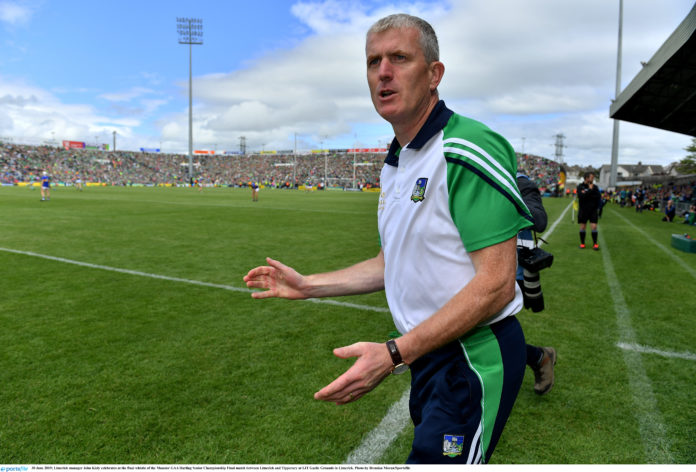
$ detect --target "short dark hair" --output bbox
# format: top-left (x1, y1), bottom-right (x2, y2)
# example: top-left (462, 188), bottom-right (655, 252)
top-left (367, 13), bottom-right (439, 64)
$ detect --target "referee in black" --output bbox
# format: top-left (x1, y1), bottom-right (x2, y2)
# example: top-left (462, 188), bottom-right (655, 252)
top-left (577, 172), bottom-right (602, 250)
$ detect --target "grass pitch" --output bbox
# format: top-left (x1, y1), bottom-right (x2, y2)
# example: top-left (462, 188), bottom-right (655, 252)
top-left (1, 185), bottom-right (694, 464)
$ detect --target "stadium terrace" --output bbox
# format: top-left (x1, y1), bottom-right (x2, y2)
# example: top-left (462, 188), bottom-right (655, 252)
top-left (1, 142), bottom-right (562, 193)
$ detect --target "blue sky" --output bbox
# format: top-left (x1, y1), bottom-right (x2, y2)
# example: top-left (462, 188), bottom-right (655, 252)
top-left (1, 0), bottom-right (694, 167)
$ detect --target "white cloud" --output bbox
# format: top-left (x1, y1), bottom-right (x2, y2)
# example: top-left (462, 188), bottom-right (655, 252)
top-left (0, 92), bottom-right (38, 106)
top-left (141, 72), bottom-right (164, 86)
top-left (141, 98), bottom-right (169, 114)
top-left (485, 86), bottom-right (604, 115)
top-left (0, 77), bottom-right (137, 144)
top-left (97, 88), bottom-right (169, 127)
top-left (181, 1), bottom-right (450, 151)
top-left (99, 87), bottom-right (156, 102)
top-left (290, 0), bottom-right (371, 35)
top-left (0, 1), bottom-right (33, 25)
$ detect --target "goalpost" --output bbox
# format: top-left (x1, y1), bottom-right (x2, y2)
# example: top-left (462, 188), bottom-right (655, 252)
top-left (353, 162), bottom-right (375, 190)
top-left (274, 161), bottom-right (295, 188)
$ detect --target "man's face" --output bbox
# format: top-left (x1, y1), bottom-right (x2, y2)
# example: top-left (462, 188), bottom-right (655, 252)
top-left (585, 174), bottom-right (594, 185)
top-left (366, 27), bottom-right (440, 129)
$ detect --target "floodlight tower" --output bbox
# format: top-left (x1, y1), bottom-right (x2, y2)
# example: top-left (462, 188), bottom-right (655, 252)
top-left (177, 17), bottom-right (203, 184)
top-left (321, 136), bottom-right (328, 190)
top-left (554, 133), bottom-right (566, 164)
top-left (609, 0), bottom-right (623, 188)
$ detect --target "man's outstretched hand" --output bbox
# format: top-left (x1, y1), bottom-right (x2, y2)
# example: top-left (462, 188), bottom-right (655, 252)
top-left (244, 257), bottom-right (308, 300)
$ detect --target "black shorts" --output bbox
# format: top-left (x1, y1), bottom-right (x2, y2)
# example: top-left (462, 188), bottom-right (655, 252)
top-left (578, 207), bottom-right (598, 224)
top-left (406, 316), bottom-right (525, 464)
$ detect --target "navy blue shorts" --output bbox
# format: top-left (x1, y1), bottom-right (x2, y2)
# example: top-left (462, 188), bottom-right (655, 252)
top-left (406, 316), bottom-right (526, 464)
top-left (578, 207), bottom-right (598, 224)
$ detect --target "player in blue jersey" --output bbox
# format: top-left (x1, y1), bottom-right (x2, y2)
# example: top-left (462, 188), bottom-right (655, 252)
top-left (245, 14), bottom-right (531, 464)
top-left (251, 181), bottom-right (259, 201)
top-left (40, 171), bottom-right (51, 201)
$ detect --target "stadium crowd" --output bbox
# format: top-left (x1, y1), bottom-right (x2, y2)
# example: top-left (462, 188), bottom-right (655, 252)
top-left (0, 142), bottom-right (388, 188)
top-left (518, 153), bottom-right (563, 194)
top-left (608, 181), bottom-right (696, 224)
top-left (612, 183), bottom-right (695, 208)
top-left (6, 140), bottom-right (693, 224)
top-left (2, 142), bottom-right (562, 191)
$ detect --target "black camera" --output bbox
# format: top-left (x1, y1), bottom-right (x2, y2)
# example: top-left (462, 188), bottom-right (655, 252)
top-left (517, 245), bottom-right (553, 313)
top-left (518, 246), bottom-right (554, 272)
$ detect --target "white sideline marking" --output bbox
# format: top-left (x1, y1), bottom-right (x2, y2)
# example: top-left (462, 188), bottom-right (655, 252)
top-left (609, 209), bottom-right (696, 280)
top-left (305, 297), bottom-right (389, 313)
top-left (0, 246), bottom-right (389, 313)
top-left (617, 342), bottom-right (696, 362)
top-left (538, 199), bottom-right (572, 244)
top-left (344, 388), bottom-right (412, 464)
top-left (599, 233), bottom-right (674, 463)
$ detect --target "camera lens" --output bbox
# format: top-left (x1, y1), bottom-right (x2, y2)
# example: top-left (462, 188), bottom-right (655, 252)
top-left (522, 269), bottom-right (544, 312)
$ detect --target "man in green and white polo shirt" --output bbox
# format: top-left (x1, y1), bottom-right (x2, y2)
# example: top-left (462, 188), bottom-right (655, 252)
top-left (379, 100), bottom-right (533, 335)
top-left (244, 13), bottom-right (533, 464)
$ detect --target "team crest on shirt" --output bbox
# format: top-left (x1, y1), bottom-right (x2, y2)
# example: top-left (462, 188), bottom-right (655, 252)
top-left (410, 177), bottom-right (428, 202)
top-left (443, 434), bottom-right (465, 457)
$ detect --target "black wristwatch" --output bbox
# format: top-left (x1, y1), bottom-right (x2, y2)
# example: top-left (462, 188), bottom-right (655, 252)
top-left (386, 339), bottom-right (409, 374)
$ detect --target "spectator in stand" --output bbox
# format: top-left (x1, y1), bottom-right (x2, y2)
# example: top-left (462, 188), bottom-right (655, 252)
top-left (683, 203), bottom-right (696, 225)
top-left (662, 199), bottom-right (676, 222)
top-left (635, 187), bottom-right (645, 213)
top-left (598, 191), bottom-right (608, 219)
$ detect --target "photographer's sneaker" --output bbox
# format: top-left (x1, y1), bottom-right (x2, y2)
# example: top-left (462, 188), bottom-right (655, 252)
top-left (532, 347), bottom-right (557, 395)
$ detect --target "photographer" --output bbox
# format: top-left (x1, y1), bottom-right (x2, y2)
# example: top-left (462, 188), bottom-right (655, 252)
top-left (517, 170), bottom-right (557, 395)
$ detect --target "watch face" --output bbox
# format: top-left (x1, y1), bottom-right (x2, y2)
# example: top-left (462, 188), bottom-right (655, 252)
top-left (392, 363), bottom-right (409, 375)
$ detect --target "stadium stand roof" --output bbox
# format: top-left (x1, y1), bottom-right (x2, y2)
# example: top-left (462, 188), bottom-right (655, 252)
top-left (609, 4), bottom-right (696, 137)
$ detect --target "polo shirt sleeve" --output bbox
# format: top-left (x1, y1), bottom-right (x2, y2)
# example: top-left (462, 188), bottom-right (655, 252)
top-left (442, 116), bottom-right (533, 252)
